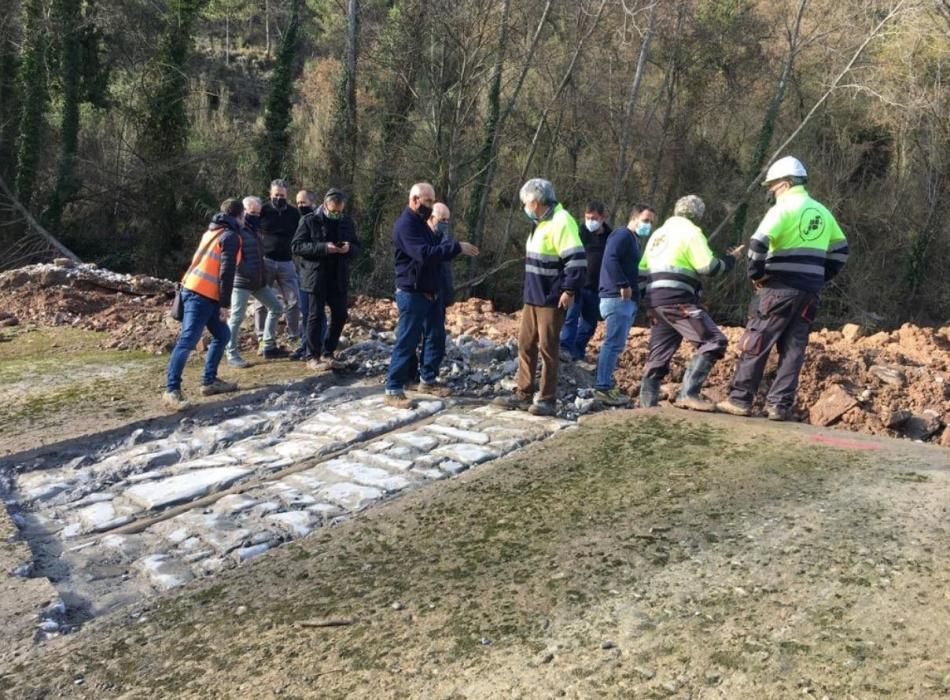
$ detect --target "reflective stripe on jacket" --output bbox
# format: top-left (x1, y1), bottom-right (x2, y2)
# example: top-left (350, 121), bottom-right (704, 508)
top-left (748, 185), bottom-right (848, 292)
top-left (523, 202), bottom-right (586, 307)
top-left (640, 216), bottom-right (731, 307)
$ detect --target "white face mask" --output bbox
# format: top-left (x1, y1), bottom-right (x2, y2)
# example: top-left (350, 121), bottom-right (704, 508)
top-left (585, 218), bottom-right (602, 232)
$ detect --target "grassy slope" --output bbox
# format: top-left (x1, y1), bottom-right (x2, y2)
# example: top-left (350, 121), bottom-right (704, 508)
top-left (3, 411), bottom-right (949, 698)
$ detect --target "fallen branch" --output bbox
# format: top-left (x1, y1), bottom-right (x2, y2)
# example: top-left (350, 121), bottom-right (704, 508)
top-left (0, 174), bottom-right (82, 263)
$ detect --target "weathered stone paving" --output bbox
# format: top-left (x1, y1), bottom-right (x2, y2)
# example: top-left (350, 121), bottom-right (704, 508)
top-left (4, 388), bottom-right (570, 637)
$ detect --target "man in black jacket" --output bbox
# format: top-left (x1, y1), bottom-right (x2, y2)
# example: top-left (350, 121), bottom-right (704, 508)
top-left (225, 196), bottom-right (286, 367)
top-left (560, 200), bottom-right (610, 362)
top-left (253, 178), bottom-right (300, 355)
top-left (292, 188), bottom-right (361, 372)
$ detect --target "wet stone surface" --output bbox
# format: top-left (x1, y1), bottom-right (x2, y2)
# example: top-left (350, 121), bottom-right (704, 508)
top-left (2, 383), bottom-right (571, 638)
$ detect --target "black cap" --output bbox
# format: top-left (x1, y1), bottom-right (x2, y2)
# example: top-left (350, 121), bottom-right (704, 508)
top-left (324, 188), bottom-right (346, 201)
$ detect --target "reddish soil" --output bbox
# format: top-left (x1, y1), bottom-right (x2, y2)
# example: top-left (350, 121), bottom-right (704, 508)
top-left (1, 262), bottom-right (947, 446)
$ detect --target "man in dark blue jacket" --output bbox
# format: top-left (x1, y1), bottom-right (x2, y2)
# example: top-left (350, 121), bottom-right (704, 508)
top-left (406, 202), bottom-right (456, 387)
top-left (385, 183), bottom-right (479, 408)
top-left (594, 203), bottom-right (656, 406)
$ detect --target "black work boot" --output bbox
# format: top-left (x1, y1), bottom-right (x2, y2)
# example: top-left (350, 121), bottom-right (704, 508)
top-left (674, 355), bottom-right (716, 412)
top-left (639, 376), bottom-right (661, 408)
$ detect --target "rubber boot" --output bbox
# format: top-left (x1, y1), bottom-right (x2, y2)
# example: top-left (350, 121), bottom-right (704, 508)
top-left (639, 376), bottom-right (661, 408)
top-left (674, 355), bottom-right (716, 412)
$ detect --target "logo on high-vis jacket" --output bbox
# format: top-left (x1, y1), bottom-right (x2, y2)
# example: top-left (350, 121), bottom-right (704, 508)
top-left (799, 208), bottom-right (825, 241)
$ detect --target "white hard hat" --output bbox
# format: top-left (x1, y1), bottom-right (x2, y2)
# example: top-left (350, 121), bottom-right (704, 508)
top-left (763, 156), bottom-right (807, 185)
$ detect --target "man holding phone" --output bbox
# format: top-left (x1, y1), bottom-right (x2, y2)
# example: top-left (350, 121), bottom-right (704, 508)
top-left (291, 188), bottom-right (360, 371)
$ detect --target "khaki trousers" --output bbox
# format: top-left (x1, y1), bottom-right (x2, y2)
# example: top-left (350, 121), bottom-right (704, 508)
top-left (515, 303), bottom-right (566, 403)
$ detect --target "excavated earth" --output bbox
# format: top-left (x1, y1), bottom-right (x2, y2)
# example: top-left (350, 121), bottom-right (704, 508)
top-left (1, 261), bottom-right (947, 446)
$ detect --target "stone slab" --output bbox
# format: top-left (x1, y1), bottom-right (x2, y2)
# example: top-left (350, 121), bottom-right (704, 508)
top-left (124, 467), bottom-right (251, 511)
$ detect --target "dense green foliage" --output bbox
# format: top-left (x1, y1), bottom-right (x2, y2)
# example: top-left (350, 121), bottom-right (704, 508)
top-left (1, 0), bottom-right (948, 323)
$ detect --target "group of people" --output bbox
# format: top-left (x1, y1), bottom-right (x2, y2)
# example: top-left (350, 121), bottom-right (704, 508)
top-left (164, 155), bottom-right (849, 424)
top-left (163, 180), bottom-right (362, 409)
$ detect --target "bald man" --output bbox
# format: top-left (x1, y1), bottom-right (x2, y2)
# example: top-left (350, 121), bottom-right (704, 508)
top-left (406, 202), bottom-right (455, 387)
top-left (385, 184), bottom-right (478, 408)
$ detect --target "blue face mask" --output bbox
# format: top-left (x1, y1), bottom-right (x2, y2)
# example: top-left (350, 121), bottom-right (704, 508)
top-left (523, 206), bottom-right (539, 223)
top-left (636, 221), bottom-right (652, 237)
top-left (435, 222), bottom-right (449, 236)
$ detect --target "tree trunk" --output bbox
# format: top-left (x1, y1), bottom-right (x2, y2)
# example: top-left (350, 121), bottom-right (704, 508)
top-left (14, 0), bottom-right (49, 210)
top-left (225, 14), bottom-right (230, 66)
top-left (258, 0), bottom-right (301, 182)
top-left (47, 0), bottom-right (83, 231)
top-left (609, 0), bottom-right (658, 216)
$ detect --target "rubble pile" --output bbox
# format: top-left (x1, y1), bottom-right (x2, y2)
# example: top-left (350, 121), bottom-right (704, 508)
top-left (0, 261), bottom-right (947, 445)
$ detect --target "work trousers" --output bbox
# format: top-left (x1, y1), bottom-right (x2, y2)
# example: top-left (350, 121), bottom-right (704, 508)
top-left (642, 303), bottom-right (728, 380)
top-left (727, 286), bottom-right (818, 410)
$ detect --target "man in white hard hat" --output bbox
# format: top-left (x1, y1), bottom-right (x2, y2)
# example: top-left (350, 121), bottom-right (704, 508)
top-left (717, 156), bottom-right (849, 421)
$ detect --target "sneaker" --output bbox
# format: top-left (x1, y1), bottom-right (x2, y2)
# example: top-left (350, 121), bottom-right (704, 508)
top-left (384, 392), bottom-right (414, 409)
top-left (417, 381), bottom-right (452, 397)
top-left (162, 389), bottom-right (190, 411)
top-left (492, 394), bottom-right (532, 411)
top-left (227, 356), bottom-right (251, 369)
top-left (200, 379), bottom-right (238, 396)
top-left (673, 394), bottom-right (717, 412)
top-left (307, 358), bottom-right (330, 372)
top-left (716, 399), bottom-right (752, 417)
top-left (528, 400), bottom-right (557, 416)
top-left (593, 388), bottom-right (630, 407)
top-left (767, 405), bottom-right (792, 422)
top-left (262, 346), bottom-right (290, 360)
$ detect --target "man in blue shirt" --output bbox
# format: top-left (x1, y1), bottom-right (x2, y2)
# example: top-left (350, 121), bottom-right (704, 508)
top-left (594, 203), bottom-right (656, 406)
top-left (385, 183), bottom-right (479, 408)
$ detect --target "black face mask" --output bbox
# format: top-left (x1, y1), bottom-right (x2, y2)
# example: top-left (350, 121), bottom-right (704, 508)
top-left (245, 214), bottom-right (260, 228)
top-left (417, 204), bottom-right (433, 221)
top-left (272, 196), bottom-right (287, 210)
top-left (298, 205), bottom-right (313, 216)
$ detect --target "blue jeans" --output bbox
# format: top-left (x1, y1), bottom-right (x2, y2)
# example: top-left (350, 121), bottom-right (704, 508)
top-left (166, 290), bottom-right (231, 392)
top-left (595, 297), bottom-right (637, 390)
top-left (385, 291), bottom-right (445, 392)
top-left (559, 288), bottom-right (599, 359)
top-left (227, 286), bottom-right (283, 359)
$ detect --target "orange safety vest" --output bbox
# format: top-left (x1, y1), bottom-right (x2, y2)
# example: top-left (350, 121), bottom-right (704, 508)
top-left (182, 226), bottom-right (242, 302)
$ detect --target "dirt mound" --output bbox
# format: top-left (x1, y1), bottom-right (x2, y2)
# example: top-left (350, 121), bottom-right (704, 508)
top-left (0, 261), bottom-right (179, 353)
top-left (1, 261), bottom-right (947, 445)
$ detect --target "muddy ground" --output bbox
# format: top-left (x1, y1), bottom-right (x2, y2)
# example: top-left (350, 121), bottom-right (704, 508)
top-left (2, 410), bottom-right (949, 699)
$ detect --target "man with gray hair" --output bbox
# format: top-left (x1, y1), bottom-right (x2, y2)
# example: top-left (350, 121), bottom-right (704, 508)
top-left (253, 178), bottom-right (300, 358)
top-left (493, 178), bottom-right (586, 416)
top-left (637, 194), bottom-right (739, 411)
top-left (224, 196), bottom-right (286, 367)
top-left (384, 183), bottom-right (479, 408)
